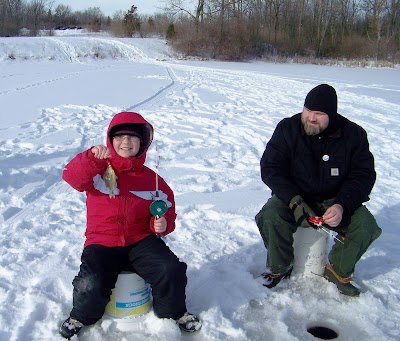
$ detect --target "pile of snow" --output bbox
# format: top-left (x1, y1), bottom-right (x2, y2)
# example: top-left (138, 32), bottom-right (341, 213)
top-left (0, 31), bottom-right (173, 62)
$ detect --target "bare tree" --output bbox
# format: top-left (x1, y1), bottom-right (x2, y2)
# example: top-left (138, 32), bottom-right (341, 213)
top-left (363, 0), bottom-right (393, 59)
top-left (337, 0), bottom-right (359, 40)
top-left (164, 0), bottom-right (205, 33)
top-left (77, 7), bottom-right (104, 31)
top-left (386, 0), bottom-right (400, 48)
top-left (53, 4), bottom-right (72, 26)
top-left (0, 0), bottom-right (25, 36)
top-left (25, 0), bottom-right (52, 34)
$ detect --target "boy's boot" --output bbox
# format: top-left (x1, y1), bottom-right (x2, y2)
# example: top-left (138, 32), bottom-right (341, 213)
top-left (59, 317), bottom-right (83, 339)
top-left (176, 312), bottom-right (202, 332)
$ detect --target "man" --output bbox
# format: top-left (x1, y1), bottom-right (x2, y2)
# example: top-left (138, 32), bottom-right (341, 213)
top-left (255, 84), bottom-right (382, 296)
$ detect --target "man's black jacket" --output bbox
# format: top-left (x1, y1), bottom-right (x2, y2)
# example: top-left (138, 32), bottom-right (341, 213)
top-left (260, 113), bottom-right (376, 217)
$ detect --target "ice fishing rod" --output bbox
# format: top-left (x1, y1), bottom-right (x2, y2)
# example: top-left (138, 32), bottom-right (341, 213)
top-left (149, 144), bottom-right (168, 236)
top-left (309, 216), bottom-right (344, 244)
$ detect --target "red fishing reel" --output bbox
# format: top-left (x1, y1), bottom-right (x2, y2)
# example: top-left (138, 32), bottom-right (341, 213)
top-left (308, 215), bottom-right (325, 227)
top-left (309, 215), bottom-right (346, 244)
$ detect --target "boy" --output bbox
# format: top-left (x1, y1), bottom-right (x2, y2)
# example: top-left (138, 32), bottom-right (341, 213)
top-left (59, 111), bottom-right (201, 339)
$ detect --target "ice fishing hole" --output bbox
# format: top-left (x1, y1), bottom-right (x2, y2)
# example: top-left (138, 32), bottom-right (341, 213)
top-left (307, 326), bottom-right (338, 339)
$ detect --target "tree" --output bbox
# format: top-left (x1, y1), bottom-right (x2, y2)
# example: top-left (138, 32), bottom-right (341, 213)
top-left (124, 4), bottom-right (141, 36)
top-left (166, 22), bottom-right (175, 39)
top-left (80, 7), bottom-right (104, 31)
top-left (26, 0), bottom-right (51, 35)
top-left (53, 4), bottom-right (73, 26)
top-left (165, 0), bottom-right (205, 34)
top-left (363, 0), bottom-right (394, 60)
top-left (0, 0), bottom-right (24, 36)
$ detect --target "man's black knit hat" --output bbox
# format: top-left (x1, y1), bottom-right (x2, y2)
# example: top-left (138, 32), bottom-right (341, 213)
top-left (304, 84), bottom-right (337, 119)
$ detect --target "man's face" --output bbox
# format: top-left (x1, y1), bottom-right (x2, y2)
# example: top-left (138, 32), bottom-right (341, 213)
top-left (301, 107), bottom-right (329, 135)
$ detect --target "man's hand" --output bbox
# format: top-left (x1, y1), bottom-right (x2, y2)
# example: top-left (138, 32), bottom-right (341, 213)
top-left (322, 204), bottom-right (343, 228)
top-left (91, 145), bottom-right (111, 159)
top-left (153, 216), bottom-right (167, 234)
top-left (289, 195), bottom-right (316, 228)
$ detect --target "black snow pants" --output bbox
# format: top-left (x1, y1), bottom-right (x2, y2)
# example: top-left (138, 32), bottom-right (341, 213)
top-left (70, 235), bottom-right (188, 325)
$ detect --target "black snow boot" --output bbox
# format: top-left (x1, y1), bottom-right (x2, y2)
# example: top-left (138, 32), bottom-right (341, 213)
top-left (261, 267), bottom-right (293, 288)
top-left (176, 312), bottom-right (202, 332)
top-left (59, 317), bottom-right (83, 339)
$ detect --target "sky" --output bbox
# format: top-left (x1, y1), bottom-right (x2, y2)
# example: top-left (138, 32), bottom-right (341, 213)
top-left (0, 30), bottom-right (400, 341)
top-left (54, 0), bottom-right (166, 16)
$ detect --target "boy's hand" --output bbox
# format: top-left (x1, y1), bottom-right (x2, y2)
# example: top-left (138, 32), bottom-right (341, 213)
top-left (91, 145), bottom-right (111, 159)
top-left (153, 216), bottom-right (167, 234)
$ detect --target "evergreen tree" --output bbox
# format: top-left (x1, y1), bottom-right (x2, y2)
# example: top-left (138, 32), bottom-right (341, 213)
top-left (124, 4), bottom-right (141, 37)
top-left (166, 23), bottom-right (175, 40)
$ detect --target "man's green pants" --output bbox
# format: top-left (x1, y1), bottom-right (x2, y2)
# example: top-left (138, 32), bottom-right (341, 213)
top-left (255, 195), bottom-right (382, 278)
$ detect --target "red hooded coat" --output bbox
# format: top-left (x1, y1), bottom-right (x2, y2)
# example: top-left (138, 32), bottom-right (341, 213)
top-left (62, 112), bottom-right (176, 248)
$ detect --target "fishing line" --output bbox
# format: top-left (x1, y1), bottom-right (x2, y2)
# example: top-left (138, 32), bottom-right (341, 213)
top-left (155, 144), bottom-right (161, 201)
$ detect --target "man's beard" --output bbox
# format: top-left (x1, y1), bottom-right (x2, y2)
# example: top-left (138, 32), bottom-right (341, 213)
top-left (302, 116), bottom-right (324, 136)
top-left (303, 122), bottom-right (321, 135)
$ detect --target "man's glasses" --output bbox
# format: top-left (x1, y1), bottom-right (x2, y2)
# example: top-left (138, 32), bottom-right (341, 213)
top-left (113, 135), bottom-right (140, 142)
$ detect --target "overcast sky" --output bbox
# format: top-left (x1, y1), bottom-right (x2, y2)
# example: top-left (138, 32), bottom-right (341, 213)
top-left (54, 0), bottom-right (165, 16)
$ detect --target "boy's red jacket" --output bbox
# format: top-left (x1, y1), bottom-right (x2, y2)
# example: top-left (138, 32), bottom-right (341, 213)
top-left (62, 112), bottom-right (176, 248)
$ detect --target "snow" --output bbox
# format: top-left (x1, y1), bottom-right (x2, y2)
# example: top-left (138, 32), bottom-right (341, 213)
top-left (1, 29), bottom-right (400, 341)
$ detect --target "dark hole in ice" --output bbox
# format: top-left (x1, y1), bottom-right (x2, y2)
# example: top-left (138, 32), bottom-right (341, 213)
top-left (307, 326), bottom-right (338, 340)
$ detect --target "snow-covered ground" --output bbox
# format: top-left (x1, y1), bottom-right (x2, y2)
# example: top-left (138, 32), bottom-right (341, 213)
top-left (0, 30), bottom-right (399, 341)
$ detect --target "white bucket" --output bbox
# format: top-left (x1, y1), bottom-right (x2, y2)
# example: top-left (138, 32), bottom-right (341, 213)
top-left (293, 227), bottom-right (329, 276)
top-left (105, 271), bottom-right (152, 319)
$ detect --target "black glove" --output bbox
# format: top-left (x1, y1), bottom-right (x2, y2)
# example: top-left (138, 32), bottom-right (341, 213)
top-left (289, 195), bottom-right (316, 228)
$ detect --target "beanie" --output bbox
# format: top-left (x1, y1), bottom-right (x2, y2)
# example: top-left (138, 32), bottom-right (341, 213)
top-left (110, 124), bottom-right (141, 138)
top-left (304, 84), bottom-right (337, 120)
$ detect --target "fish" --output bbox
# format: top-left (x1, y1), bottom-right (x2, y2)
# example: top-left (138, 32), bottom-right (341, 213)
top-left (103, 164), bottom-right (117, 198)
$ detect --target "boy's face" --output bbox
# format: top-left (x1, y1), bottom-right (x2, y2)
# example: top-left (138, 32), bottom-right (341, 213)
top-left (112, 135), bottom-right (140, 158)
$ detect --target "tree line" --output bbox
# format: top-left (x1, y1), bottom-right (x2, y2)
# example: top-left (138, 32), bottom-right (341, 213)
top-left (165, 0), bottom-right (400, 63)
top-left (1, 0), bottom-right (399, 64)
top-left (0, 1), bottom-right (162, 37)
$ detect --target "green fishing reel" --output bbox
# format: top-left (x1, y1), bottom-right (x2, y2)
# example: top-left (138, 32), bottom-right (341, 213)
top-left (150, 200), bottom-right (168, 217)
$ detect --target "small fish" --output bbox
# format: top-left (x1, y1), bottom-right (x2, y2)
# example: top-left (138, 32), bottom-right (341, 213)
top-left (103, 164), bottom-right (117, 198)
